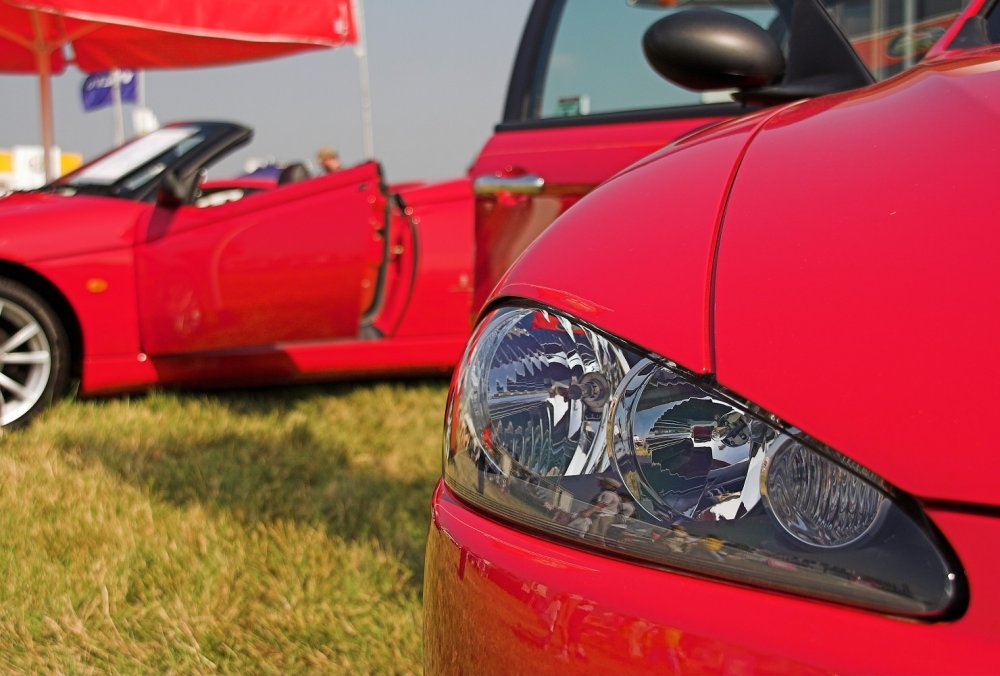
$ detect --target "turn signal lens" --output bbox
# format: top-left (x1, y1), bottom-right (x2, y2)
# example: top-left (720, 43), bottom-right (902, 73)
top-left (762, 439), bottom-right (886, 548)
top-left (445, 305), bottom-right (966, 618)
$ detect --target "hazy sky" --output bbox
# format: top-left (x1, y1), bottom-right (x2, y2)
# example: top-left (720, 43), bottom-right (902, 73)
top-left (0, 1), bottom-right (534, 183)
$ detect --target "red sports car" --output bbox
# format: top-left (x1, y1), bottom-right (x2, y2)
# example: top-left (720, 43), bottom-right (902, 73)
top-left (425, 0), bottom-right (998, 673)
top-left (0, 121), bottom-right (472, 426)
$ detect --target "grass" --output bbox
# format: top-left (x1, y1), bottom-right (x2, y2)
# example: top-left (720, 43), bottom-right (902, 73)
top-left (0, 379), bottom-right (450, 673)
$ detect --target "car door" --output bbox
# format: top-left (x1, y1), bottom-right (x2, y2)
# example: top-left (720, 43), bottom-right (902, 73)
top-left (469, 0), bottom-right (776, 311)
top-left (135, 162), bottom-right (387, 356)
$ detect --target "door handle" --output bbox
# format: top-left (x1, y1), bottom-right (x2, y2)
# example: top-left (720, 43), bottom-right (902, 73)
top-left (473, 174), bottom-right (545, 196)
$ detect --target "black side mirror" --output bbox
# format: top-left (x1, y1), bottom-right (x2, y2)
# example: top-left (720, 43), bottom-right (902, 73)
top-left (643, 9), bottom-right (785, 92)
top-left (156, 168), bottom-right (198, 208)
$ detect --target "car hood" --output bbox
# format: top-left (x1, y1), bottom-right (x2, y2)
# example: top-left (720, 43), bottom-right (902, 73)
top-left (714, 50), bottom-right (1000, 507)
top-left (0, 191), bottom-right (146, 261)
top-left (498, 49), bottom-right (1000, 507)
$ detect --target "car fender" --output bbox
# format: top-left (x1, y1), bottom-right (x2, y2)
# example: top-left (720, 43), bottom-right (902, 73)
top-left (493, 108), bottom-right (787, 375)
top-left (0, 192), bottom-right (146, 260)
top-left (0, 193), bottom-right (149, 393)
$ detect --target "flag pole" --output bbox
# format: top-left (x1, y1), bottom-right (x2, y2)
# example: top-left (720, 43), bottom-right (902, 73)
top-left (352, 0), bottom-right (375, 159)
top-left (111, 69), bottom-right (125, 146)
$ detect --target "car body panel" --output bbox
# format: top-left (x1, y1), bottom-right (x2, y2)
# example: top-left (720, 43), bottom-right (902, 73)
top-left (146, 333), bottom-right (462, 387)
top-left (425, 481), bottom-right (999, 675)
top-left (135, 162), bottom-right (383, 354)
top-left (493, 111), bottom-right (778, 375)
top-left (82, 353), bottom-right (159, 394)
top-left (390, 178), bottom-right (475, 339)
top-left (31, 248), bottom-right (142, 358)
top-left (472, 116), bottom-right (732, 312)
top-left (712, 52), bottom-right (1000, 507)
top-left (0, 192), bottom-right (146, 260)
top-left (0, 127), bottom-right (474, 401)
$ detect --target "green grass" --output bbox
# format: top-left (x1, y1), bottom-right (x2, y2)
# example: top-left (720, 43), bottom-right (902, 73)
top-left (0, 380), bottom-right (450, 673)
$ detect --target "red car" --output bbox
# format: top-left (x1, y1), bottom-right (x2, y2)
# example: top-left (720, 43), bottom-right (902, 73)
top-left (0, 121), bottom-right (472, 426)
top-left (467, 0), bottom-right (965, 312)
top-left (425, 0), bottom-right (997, 673)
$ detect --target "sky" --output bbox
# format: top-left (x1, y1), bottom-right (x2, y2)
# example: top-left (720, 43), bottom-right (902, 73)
top-left (0, 1), bottom-right (534, 183)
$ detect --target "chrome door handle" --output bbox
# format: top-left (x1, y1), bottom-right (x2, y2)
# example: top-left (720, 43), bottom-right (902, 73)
top-left (473, 174), bottom-right (545, 196)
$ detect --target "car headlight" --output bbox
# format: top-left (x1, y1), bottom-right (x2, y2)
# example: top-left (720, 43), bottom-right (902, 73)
top-left (444, 305), bottom-right (966, 618)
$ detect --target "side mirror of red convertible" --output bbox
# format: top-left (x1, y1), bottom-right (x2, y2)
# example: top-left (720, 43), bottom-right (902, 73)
top-left (644, 0), bottom-right (876, 106)
top-left (643, 8), bottom-right (785, 93)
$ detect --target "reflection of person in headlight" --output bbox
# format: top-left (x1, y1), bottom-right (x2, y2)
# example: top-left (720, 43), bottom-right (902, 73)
top-left (575, 477), bottom-right (623, 543)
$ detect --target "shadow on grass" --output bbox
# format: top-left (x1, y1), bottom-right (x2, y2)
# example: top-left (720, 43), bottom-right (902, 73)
top-left (45, 379), bottom-right (451, 593)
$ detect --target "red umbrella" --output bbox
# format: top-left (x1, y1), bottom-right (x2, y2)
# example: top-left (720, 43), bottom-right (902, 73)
top-left (0, 0), bottom-right (359, 179)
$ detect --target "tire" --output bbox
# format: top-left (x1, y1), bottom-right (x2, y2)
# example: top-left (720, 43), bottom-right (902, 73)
top-left (0, 279), bottom-right (71, 427)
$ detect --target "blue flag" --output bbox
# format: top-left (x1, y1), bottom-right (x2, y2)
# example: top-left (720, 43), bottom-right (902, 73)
top-left (81, 70), bottom-right (138, 112)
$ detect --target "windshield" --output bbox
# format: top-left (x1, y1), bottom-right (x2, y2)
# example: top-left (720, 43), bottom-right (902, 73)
top-left (54, 126), bottom-right (206, 194)
top-left (42, 121), bottom-right (251, 202)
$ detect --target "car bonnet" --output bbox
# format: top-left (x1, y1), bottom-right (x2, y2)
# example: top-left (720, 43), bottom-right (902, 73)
top-left (713, 49), bottom-right (1000, 507)
top-left (0, 191), bottom-right (145, 260)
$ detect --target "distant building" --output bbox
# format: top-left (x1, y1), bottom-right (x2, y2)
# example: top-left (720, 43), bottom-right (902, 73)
top-left (0, 147), bottom-right (84, 193)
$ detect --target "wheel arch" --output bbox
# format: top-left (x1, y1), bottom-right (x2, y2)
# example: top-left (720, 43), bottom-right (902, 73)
top-left (0, 260), bottom-right (83, 380)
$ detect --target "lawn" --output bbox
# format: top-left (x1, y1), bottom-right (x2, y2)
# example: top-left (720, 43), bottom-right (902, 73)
top-left (0, 380), bottom-right (450, 673)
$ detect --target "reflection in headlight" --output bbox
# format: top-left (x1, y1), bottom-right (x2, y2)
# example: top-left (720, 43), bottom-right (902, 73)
top-left (445, 305), bottom-right (964, 618)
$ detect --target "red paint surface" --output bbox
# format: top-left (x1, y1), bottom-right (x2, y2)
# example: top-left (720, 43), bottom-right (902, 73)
top-left (147, 335), bottom-right (464, 387)
top-left (426, 482), bottom-right (998, 675)
top-left (0, 192), bottom-right (146, 259)
top-left (391, 179), bottom-right (474, 338)
top-left (471, 116), bottom-right (730, 312)
top-left (32, 249), bottom-right (142, 358)
top-left (135, 163), bottom-right (383, 354)
top-left (427, 9), bottom-right (1000, 672)
top-left (494, 111), bottom-right (779, 375)
top-left (0, 164), bottom-right (472, 396)
top-left (713, 52), bottom-right (1000, 506)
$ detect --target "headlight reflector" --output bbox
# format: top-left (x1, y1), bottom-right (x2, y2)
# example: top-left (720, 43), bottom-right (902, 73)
top-left (445, 305), bottom-right (965, 618)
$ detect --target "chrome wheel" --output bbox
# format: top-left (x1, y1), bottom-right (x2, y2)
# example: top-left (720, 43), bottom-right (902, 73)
top-left (0, 297), bottom-right (53, 426)
top-left (0, 278), bottom-right (69, 428)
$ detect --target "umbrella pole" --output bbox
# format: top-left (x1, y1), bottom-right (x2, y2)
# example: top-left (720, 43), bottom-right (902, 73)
top-left (30, 10), bottom-right (55, 182)
top-left (35, 52), bottom-right (55, 183)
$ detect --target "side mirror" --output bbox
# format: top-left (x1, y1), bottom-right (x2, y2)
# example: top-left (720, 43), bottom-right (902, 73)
top-left (156, 168), bottom-right (198, 208)
top-left (643, 9), bottom-right (784, 92)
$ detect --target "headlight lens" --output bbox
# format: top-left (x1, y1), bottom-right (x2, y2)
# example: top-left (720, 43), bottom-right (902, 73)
top-left (445, 305), bottom-right (965, 618)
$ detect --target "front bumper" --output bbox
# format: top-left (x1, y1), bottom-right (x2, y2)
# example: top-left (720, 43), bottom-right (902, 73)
top-left (424, 480), bottom-right (999, 675)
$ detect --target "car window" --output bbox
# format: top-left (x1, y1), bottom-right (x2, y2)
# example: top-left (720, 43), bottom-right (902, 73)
top-left (534, 0), bottom-right (782, 120)
top-left (61, 127), bottom-right (203, 187)
top-left (822, 0), bottom-right (968, 79)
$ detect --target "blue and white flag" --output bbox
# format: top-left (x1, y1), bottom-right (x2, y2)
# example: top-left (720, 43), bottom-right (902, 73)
top-left (81, 70), bottom-right (138, 112)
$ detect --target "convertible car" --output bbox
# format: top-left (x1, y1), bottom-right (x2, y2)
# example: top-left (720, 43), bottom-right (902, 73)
top-left (425, 0), bottom-right (999, 673)
top-left (0, 121), bottom-right (472, 426)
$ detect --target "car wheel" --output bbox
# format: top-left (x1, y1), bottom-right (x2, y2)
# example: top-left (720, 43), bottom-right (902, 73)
top-left (0, 279), bottom-right (71, 427)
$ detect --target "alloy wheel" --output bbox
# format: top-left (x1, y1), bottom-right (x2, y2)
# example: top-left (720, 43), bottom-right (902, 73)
top-left (0, 298), bottom-right (53, 426)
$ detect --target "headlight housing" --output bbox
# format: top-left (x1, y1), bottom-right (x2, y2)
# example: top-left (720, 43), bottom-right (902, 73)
top-left (444, 305), bottom-right (965, 618)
